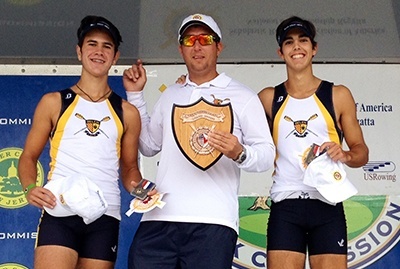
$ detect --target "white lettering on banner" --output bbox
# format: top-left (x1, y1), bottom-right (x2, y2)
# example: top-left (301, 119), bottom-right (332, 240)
top-left (336, 17), bottom-right (366, 25)
top-left (0, 232), bottom-right (37, 240)
top-left (347, 200), bottom-right (400, 268)
top-left (0, 20), bottom-right (74, 28)
top-left (313, 17), bottom-right (336, 25)
top-left (354, 28), bottom-right (385, 36)
top-left (234, 196), bottom-right (400, 268)
top-left (234, 239), bottom-right (266, 268)
top-left (0, 118), bottom-right (31, 125)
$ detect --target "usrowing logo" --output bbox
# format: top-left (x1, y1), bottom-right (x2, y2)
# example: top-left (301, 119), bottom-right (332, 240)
top-left (0, 147), bottom-right (45, 209)
top-left (363, 161), bottom-right (397, 182)
top-left (234, 195), bottom-right (400, 268)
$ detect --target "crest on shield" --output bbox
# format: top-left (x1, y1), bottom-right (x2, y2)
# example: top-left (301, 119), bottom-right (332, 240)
top-left (172, 97), bottom-right (233, 170)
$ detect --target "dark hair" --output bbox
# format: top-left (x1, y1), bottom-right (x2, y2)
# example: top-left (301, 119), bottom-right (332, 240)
top-left (77, 15), bottom-right (122, 52)
top-left (276, 16), bottom-right (317, 48)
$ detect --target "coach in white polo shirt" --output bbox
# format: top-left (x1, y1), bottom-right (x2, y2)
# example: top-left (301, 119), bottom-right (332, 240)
top-left (123, 13), bottom-right (275, 269)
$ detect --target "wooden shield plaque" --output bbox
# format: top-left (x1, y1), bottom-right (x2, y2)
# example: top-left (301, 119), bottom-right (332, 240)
top-left (172, 97), bottom-right (233, 170)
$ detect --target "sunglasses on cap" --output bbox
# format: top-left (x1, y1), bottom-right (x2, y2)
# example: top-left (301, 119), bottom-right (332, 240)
top-left (180, 34), bottom-right (219, 47)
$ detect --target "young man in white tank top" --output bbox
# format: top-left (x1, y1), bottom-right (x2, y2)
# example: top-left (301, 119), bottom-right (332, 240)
top-left (258, 16), bottom-right (369, 269)
top-left (18, 15), bottom-right (150, 269)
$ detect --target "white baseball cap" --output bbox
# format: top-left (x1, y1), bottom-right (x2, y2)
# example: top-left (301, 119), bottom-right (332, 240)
top-left (303, 153), bottom-right (357, 203)
top-left (178, 13), bottom-right (222, 42)
top-left (43, 174), bottom-right (108, 224)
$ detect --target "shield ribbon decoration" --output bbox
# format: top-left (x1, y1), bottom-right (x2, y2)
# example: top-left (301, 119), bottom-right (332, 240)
top-left (172, 97), bottom-right (233, 170)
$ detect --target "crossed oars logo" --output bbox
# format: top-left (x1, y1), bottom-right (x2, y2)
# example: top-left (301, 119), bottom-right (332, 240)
top-left (284, 113), bottom-right (318, 138)
top-left (74, 113), bottom-right (111, 138)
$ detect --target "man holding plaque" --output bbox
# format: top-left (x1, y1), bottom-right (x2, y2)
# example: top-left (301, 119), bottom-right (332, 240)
top-left (123, 13), bottom-right (275, 269)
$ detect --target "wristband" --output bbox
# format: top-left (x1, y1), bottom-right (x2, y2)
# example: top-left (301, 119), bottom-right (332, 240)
top-left (24, 183), bottom-right (36, 195)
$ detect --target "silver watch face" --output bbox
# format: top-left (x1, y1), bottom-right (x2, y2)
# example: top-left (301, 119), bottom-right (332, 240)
top-left (236, 149), bottom-right (247, 163)
top-left (240, 153), bottom-right (246, 162)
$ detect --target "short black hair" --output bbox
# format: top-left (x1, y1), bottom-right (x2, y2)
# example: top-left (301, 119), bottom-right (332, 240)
top-left (77, 15), bottom-right (122, 52)
top-left (276, 16), bottom-right (317, 48)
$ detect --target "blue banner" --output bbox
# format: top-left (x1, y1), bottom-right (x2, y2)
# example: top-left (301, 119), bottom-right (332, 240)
top-left (0, 75), bottom-right (399, 269)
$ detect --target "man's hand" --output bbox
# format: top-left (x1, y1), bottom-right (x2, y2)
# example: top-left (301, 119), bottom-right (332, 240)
top-left (208, 130), bottom-right (242, 160)
top-left (123, 59), bottom-right (147, 92)
top-left (176, 74), bottom-right (186, 84)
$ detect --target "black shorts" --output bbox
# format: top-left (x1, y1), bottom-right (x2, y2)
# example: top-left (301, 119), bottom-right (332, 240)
top-left (267, 199), bottom-right (347, 255)
top-left (128, 221), bottom-right (238, 269)
top-left (36, 211), bottom-right (120, 262)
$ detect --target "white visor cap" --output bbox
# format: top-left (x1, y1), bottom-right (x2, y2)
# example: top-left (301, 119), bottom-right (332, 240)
top-left (303, 153), bottom-right (357, 203)
top-left (43, 174), bottom-right (108, 224)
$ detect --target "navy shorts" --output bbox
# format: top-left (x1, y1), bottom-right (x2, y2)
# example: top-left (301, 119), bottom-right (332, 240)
top-left (36, 211), bottom-right (120, 261)
top-left (267, 199), bottom-right (347, 255)
top-left (128, 221), bottom-right (238, 269)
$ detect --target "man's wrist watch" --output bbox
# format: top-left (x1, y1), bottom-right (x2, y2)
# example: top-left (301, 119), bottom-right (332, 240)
top-left (234, 147), bottom-right (247, 164)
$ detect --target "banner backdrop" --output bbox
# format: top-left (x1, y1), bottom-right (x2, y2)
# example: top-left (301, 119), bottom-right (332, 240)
top-left (0, 64), bottom-right (399, 269)
top-left (1, 0), bottom-right (400, 63)
top-left (0, 74), bottom-right (141, 269)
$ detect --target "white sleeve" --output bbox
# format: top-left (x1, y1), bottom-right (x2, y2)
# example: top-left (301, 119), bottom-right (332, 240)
top-left (126, 91), bottom-right (162, 157)
top-left (236, 95), bottom-right (275, 172)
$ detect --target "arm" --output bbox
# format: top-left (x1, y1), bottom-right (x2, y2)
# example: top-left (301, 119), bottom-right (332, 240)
top-left (320, 85), bottom-right (369, 167)
top-left (123, 60), bottom-right (163, 156)
top-left (119, 100), bottom-right (157, 196)
top-left (18, 93), bottom-right (59, 209)
top-left (258, 86), bottom-right (275, 130)
top-left (119, 100), bottom-right (143, 193)
top-left (209, 94), bottom-right (276, 172)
